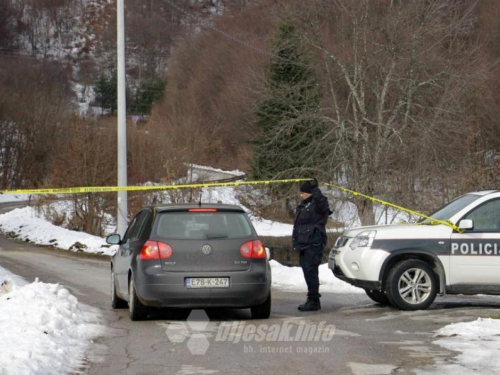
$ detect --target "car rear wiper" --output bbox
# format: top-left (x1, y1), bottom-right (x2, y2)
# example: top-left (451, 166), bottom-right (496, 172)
top-left (205, 234), bottom-right (228, 239)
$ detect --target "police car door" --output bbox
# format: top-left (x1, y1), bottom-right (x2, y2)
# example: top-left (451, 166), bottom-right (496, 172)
top-left (449, 198), bottom-right (500, 290)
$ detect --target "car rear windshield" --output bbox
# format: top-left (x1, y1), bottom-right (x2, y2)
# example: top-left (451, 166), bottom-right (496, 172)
top-left (155, 211), bottom-right (254, 240)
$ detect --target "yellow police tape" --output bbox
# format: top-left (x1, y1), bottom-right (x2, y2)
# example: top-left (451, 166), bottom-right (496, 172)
top-left (322, 183), bottom-right (462, 233)
top-left (0, 178), bottom-right (462, 232)
top-left (0, 178), bottom-right (310, 195)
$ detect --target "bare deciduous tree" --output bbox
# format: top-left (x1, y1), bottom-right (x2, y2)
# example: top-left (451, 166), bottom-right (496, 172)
top-left (295, 0), bottom-right (496, 224)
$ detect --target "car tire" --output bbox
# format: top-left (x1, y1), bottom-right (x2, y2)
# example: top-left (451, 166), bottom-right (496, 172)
top-left (251, 292), bottom-right (271, 319)
top-left (129, 276), bottom-right (148, 321)
top-left (364, 288), bottom-right (391, 305)
top-left (385, 259), bottom-right (438, 311)
top-left (111, 268), bottom-right (127, 309)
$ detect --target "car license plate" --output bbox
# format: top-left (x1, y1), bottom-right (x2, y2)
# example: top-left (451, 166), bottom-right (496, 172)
top-left (186, 277), bottom-right (230, 289)
top-left (328, 259), bottom-right (335, 269)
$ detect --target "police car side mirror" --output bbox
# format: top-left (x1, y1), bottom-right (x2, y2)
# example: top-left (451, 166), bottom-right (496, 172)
top-left (459, 219), bottom-right (474, 230)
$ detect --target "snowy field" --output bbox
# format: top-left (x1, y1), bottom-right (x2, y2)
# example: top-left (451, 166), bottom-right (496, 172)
top-left (418, 318), bottom-right (500, 375)
top-left (0, 266), bottom-right (104, 375)
top-left (270, 260), bottom-right (362, 294)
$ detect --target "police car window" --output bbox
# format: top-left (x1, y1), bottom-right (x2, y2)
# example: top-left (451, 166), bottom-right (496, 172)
top-left (421, 194), bottom-right (480, 223)
top-left (463, 199), bottom-right (500, 232)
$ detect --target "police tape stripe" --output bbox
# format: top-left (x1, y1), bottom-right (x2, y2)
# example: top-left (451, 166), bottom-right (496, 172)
top-left (323, 183), bottom-right (462, 233)
top-left (0, 178), bottom-right (311, 195)
top-left (0, 178), bottom-right (462, 233)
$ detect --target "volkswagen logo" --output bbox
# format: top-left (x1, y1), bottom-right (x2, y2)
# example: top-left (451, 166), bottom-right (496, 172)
top-left (201, 244), bottom-right (212, 255)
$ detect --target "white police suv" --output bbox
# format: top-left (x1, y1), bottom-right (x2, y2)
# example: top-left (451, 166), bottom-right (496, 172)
top-left (329, 190), bottom-right (500, 310)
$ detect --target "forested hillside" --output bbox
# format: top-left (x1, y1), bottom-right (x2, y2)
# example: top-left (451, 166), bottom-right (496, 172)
top-left (151, 0), bottom-right (500, 222)
top-left (1, 0), bottom-right (500, 225)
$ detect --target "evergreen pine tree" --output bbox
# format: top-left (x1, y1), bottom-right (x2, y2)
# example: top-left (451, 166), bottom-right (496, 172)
top-left (131, 79), bottom-right (166, 115)
top-left (94, 72), bottom-right (118, 114)
top-left (252, 19), bottom-right (324, 180)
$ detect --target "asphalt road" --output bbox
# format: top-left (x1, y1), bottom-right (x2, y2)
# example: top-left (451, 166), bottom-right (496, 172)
top-left (1, 202), bottom-right (499, 375)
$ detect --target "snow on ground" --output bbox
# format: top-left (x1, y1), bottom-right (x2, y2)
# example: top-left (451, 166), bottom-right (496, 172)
top-left (0, 265), bottom-right (28, 288)
top-left (0, 206), bottom-right (117, 256)
top-left (270, 260), bottom-right (363, 294)
top-left (37, 199), bottom-right (116, 236)
top-left (0, 265), bottom-right (105, 375)
top-left (328, 193), bottom-right (420, 229)
top-left (419, 318), bottom-right (500, 375)
top-left (0, 193), bottom-right (32, 203)
top-left (250, 216), bottom-right (293, 237)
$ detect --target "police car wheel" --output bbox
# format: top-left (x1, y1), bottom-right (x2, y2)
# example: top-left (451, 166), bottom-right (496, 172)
top-left (385, 259), bottom-right (438, 311)
top-left (364, 289), bottom-right (391, 305)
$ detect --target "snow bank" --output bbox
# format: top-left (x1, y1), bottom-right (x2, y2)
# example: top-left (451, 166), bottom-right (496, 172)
top-left (0, 193), bottom-right (32, 203)
top-left (270, 260), bottom-right (363, 294)
top-left (429, 318), bottom-right (500, 374)
top-left (0, 266), bottom-right (104, 375)
top-left (0, 207), bottom-right (117, 256)
top-left (0, 265), bottom-right (28, 289)
top-left (251, 217), bottom-right (294, 237)
top-left (327, 191), bottom-right (419, 229)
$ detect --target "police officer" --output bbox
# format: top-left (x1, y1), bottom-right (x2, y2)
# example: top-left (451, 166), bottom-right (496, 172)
top-left (292, 178), bottom-right (332, 311)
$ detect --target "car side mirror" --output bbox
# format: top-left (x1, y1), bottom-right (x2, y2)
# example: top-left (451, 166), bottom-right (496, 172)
top-left (459, 219), bottom-right (474, 230)
top-left (106, 234), bottom-right (122, 245)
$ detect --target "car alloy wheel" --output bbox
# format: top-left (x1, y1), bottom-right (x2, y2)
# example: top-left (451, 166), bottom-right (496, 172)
top-left (385, 259), bottom-right (438, 311)
top-left (398, 268), bottom-right (432, 305)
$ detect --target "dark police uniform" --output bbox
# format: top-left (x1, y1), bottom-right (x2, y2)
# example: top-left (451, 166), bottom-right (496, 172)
top-left (292, 181), bottom-right (332, 311)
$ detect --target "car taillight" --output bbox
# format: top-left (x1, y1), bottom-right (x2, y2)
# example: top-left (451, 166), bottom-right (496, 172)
top-left (140, 241), bottom-right (160, 260)
top-left (188, 208), bottom-right (217, 212)
top-left (240, 240), bottom-right (266, 259)
top-left (158, 242), bottom-right (173, 259)
top-left (140, 241), bottom-right (173, 260)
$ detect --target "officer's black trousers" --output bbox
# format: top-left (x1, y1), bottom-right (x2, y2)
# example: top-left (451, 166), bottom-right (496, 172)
top-left (299, 246), bottom-right (324, 300)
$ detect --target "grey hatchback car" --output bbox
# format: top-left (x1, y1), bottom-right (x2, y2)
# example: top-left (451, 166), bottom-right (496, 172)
top-left (106, 204), bottom-right (272, 321)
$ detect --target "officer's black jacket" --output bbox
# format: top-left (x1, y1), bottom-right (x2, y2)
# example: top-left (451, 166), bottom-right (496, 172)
top-left (292, 187), bottom-right (332, 251)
